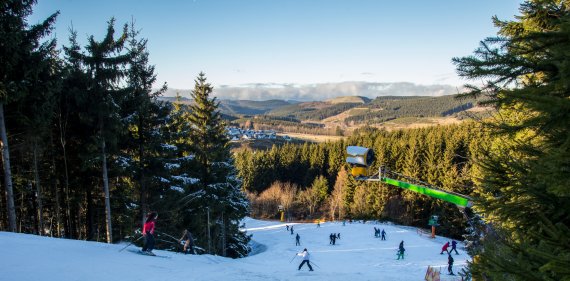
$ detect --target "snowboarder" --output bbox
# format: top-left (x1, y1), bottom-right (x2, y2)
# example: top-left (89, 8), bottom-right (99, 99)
top-left (297, 248), bottom-right (314, 271)
top-left (451, 240), bottom-right (459, 255)
top-left (397, 240), bottom-right (405, 260)
top-left (296, 233), bottom-right (301, 246)
top-left (381, 229), bottom-right (386, 240)
top-left (448, 253), bottom-right (454, 275)
top-left (179, 229), bottom-right (195, 254)
top-left (440, 241), bottom-right (450, 254)
top-left (290, 226), bottom-right (294, 235)
top-left (141, 212), bottom-right (157, 255)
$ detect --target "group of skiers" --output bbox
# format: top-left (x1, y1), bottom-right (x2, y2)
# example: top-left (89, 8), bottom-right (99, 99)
top-left (441, 240), bottom-right (459, 275)
top-left (141, 213), bottom-right (459, 274)
top-left (329, 233), bottom-right (340, 245)
top-left (140, 212), bottom-right (195, 256)
top-left (373, 227), bottom-right (386, 240)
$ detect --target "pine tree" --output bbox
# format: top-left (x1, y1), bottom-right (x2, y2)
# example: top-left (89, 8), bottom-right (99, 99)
top-left (453, 1), bottom-right (570, 279)
top-left (0, 0), bottom-right (58, 232)
top-left (186, 73), bottom-right (250, 257)
top-left (64, 19), bottom-right (130, 243)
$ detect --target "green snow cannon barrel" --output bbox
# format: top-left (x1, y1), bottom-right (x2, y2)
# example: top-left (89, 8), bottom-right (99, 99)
top-left (346, 146), bottom-right (375, 178)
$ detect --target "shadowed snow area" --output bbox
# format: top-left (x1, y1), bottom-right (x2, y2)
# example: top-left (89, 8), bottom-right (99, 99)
top-left (0, 218), bottom-right (467, 280)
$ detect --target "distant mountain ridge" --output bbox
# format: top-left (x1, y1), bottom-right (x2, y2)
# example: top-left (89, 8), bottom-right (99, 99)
top-left (163, 81), bottom-right (461, 101)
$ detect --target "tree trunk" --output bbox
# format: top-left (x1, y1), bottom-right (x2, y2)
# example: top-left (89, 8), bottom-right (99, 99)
top-left (101, 137), bottom-right (112, 243)
top-left (138, 116), bottom-right (147, 228)
top-left (0, 103), bottom-right (17, 232)
top-left (58, 113), bottom-right (72, 238)
top-left (32, 141), bottom-right (44, 235)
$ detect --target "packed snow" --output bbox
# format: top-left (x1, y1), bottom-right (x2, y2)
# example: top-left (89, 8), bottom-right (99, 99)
top-left (0, 218), bottom-right (468, 281)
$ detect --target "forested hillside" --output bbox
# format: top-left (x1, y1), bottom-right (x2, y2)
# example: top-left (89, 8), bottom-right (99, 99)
top-left (234, 122), bottom-right (487, 239)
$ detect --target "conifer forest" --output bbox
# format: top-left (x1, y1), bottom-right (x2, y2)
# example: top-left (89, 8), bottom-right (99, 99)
top-left (1, 1), bottom-right (569, 279)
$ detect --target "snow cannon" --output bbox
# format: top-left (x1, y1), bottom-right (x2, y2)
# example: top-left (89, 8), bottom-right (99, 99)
top-left (346, 146), bottom-right (375, 178)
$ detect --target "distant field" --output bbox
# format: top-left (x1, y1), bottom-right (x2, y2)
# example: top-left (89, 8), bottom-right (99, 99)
top-left (278, 133), bottom-right (345, 143)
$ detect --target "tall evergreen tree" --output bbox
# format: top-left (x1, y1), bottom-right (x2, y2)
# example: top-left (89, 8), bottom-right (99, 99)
top-left (0, 0), bottom-right (58, 232)
top-left (453, 1), bottom-right (570, 279)
top-left (186, 73), bottom-right (250, 257)
top-left (65, 19), bottom-right (129, 243)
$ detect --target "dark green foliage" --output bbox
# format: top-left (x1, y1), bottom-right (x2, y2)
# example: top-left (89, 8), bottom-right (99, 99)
top-left (235, 123), bottom-right (482, 238)
top-left (345, 95), bottom-right (479, 123)
top-left (453, 1), bottom-right (570, 280)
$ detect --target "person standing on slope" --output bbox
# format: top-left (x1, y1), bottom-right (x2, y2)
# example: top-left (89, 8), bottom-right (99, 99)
top-left (397, 240), bottom-right (405, 260)
top-left (381, 229), bottom-right (386, 240)
top-left (296, 233), bottom-right (301, 246)
top-left (297, 248), bottom-right (314, 271)
top-left (179, 229), bottom-right (195, 254)
top-left (290, 226), bottom-right (294, 235)
top-left (440, 241), bottom-right (450, 254)
top-left (450, 240), bottom-right (459, 255)
top-left (141, 212), bottom-right (158, 255)
top-left (448, 253), bottom-right (455, 275)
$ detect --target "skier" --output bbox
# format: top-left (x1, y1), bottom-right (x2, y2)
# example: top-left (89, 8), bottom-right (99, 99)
top-left (141, 212), bottom-right (157, 255)
top-left (337, 233), bottom-right (340, 240)
top-left (440, 241), bottom-right (450, 254)
top-left (397, 240), bottom-right (405, 260)
top-left (332, 234), bottom-right (337, 245)
top-left (317, 220), bottom-right (320, 228)
top-left (178, 229), bottom-right (195, 254)
top-left (286, 225), bottom-right (289, 231)
top-left (374, 227), bottom-right (378, 237)
top-left (448, 253), bottom-right (454, 275)
top-left (329, 233), bottom-right (333, 244)
top-left (381, 229), bottom-right (386, 240)
top-left (290, 226), bottom-right (294, 235)
top-left (296, 233), bottom-right (301, 246)
top-left (297, 248), bottom-right (314, 271)
top-left (451, 240), bottom-right (459, 255)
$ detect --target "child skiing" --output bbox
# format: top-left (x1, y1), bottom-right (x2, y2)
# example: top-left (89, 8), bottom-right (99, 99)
top-left (297, 248), bottom-right (314, 271)
top-left (179, 229), bottom-right (195, 254)
top-left (448, 253), bottom-right (454, 275)
top-left (397, 240), bottom-right (405, 260)
top-left (141, 212), bottom-right (157, 255)
top-left (451, 240), bottom-right (459, 254)
top-left (296, 233), bottom-right (301, 246)
top-left (440, 241), bottom-right (450, 254)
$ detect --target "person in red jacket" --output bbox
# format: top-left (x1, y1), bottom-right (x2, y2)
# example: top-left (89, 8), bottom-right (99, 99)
top-left (440, 241), bottom-right (450, 254)
top-left (141, 212), bottom-right (158, 255)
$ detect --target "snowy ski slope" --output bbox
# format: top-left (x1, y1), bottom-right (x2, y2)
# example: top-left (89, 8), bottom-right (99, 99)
top-left (0, 218), bottom-right (468, 281)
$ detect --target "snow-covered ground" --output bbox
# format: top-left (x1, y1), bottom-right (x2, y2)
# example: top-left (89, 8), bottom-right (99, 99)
top-left (0, 218), bottom-right (468, 281)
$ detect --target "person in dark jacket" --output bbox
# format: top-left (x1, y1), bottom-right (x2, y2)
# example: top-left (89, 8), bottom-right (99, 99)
top-left (448, 253), bottom-right (454, 275)
top-left (451, 240), bottom-right (459, 254)
top-left (290, 226), bottom-right (294, 235)
top-left (397, 240), bottom-right (405, 260)
top-left (381, 229), bottom-right (386, 240)
top-left (141, 212), bottom-right (157, 255)
top-left (179, 229), bottom-right (195, 254)
top-left (296, 233), bottom-right (301, 246)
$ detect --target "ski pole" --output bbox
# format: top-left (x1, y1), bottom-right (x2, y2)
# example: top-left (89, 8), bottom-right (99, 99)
top-left (310, 261), bottom-right (321, 269)
top-left (119, 235), bottom-right (143, 252)
top-left (289, 253), bottom-right (298, 263)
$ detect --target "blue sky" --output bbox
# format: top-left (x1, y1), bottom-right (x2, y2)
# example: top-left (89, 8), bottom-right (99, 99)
top-left (29, 0), bottom-right (522, 89)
